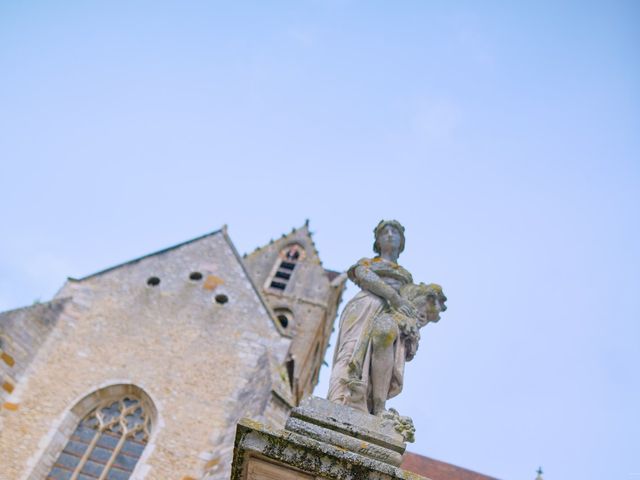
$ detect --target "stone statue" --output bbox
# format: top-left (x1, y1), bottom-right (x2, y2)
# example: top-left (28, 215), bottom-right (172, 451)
top-left (328, 220), bottom-right (447, 421)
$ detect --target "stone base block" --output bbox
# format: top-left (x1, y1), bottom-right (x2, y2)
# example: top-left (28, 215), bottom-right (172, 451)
top-left (286, 396), bottom-right (406, 466)
top-left (230, 396), bottom-right (427, 480)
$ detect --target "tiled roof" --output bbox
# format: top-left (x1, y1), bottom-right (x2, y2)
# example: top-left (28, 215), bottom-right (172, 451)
top-left (401, 452), bottom-right (498, 480)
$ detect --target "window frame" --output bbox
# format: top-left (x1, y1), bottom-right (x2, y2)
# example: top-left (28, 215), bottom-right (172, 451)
top-left (27, 383), bottom-right (157, 480)
top-left (265, 244), bottom-right (306, 294)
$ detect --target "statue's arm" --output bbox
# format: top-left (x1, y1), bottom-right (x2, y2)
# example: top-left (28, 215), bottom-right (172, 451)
top-left (350, 263), bottom-right (417, 318)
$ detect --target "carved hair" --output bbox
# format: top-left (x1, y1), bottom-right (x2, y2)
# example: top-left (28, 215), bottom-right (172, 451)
top-left (400, 282), bottom-right (444, 303)
top-left (400, 282), bottom-right (447, 325)
top-left (373, 219), bottom-right (406, 255)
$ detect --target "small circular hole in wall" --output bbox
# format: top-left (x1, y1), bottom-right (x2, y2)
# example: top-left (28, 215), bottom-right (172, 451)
top-left (273, 308), bottom-right (293, 331)
top-left (147, 277), bottom-right (160, 287)
top-left (277, 314), bottom-right (289, 329)
top-left (189, 272), bottom-right (203, 281)
top-left (215, 294), bottom-right (228, 304)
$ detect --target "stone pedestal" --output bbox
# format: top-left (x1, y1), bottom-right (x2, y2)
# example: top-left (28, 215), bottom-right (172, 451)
top-left (230, 397), bottom-right (427, 480)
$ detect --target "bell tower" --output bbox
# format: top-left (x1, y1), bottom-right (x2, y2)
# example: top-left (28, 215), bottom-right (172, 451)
top-left (243, 221), bottom-right (346, 404)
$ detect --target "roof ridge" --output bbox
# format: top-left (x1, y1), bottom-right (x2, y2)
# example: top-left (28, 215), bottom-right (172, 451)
top-left (219, 229), bottom-right (285, 338)
top-left (71, 228), bottom-right (224, 281)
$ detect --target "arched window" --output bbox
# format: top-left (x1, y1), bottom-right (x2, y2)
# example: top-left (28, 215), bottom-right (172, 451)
top-left (46, 388), bottom-right (153, 480)
top-left (269, 244), bottom-right (305, 292)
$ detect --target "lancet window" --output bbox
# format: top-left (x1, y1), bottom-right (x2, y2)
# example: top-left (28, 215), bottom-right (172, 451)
top-left (47, 395), bottom-right (151, 480)
top-left (269, 244), bottom-right (305, 292)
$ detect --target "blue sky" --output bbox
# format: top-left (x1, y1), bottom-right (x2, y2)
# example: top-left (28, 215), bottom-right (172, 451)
top-left (1, 2), bottom-right (638, 479)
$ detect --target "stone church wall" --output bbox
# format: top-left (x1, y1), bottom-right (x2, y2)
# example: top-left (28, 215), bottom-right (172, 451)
top-left (0, 231), bottom-right (290, 480)
top-left (0, 298), bottom-right (69, 405)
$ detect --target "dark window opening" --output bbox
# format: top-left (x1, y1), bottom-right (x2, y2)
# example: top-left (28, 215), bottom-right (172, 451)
top-left (147, 277), bottom-right (160, 287)
top-left (270, 281), bottom-right (286, 290)
top-left (215, 294), bottom-right (229, 304)
top-left (279, 261), bottom-right (296, 271)
top-left (189, 272), bottom-right (203, 281)
top-left (285, 358), bottom-right (295, 390)
top-left (275, 271), bottom-right (291, 280)
top-left (274, 308), bottom-right (293, 332)
top-left (277, 314), bottom-right (289, 328)
top-left (286, 249), bottom-right (300, 261)
top-left (268, 245), bottom-right (305, 293)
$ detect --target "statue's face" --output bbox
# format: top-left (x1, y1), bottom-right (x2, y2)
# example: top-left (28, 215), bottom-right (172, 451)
top-left (426, 293), bottom-right (446, 323)
top-left (377, 224), bottom-right (402, 255)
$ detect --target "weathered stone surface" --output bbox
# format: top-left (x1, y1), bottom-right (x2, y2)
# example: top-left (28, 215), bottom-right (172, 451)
top-left (244, 224), bottom-right (347, 405)
top-left (328, 220), bottom-right (446, 431)
top-left (285, 416), bottom-right (403, 466)
top-left (288, 396), bottom-right (405, 461)
top-left (0, 226), bottom-right (345, 480)
top-left (231, 416), bottom-right (428, 480)
top-left (0, 298), bottom-right (69, 404)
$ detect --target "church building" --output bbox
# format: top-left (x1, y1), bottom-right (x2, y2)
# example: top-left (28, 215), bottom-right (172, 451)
top-left (0, 223), bottom-right (496, 480)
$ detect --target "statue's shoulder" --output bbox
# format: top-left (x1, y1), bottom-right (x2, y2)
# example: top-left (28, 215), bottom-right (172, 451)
top-left (347, 257), bottom-right (375, 282)
top-left (347, 257), bottom-right (413, 284)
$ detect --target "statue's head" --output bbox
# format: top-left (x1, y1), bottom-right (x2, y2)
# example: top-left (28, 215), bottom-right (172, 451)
top-left (373, 220), bottom-right (406, 255)
top-left (401, 282), bottom-right (447, 326)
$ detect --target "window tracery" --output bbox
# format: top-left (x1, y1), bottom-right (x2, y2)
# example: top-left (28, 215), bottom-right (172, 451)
top-left (47, 396), bottom-right (151, 480)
